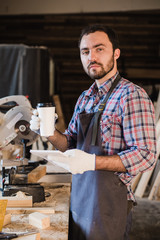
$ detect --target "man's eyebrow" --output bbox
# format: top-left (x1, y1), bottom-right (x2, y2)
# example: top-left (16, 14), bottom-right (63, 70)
top-left (94, 43), bottom-right (106, 48)
top-left (80, 43), bottom-right (106, 51)
top-left (80, 47), bottom-right (89, 51)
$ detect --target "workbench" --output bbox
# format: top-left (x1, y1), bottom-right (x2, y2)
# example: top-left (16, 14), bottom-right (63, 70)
top-left (2, 162), bottom-right (160, 240)
top-left (2, 182), bottom-right (71, 240)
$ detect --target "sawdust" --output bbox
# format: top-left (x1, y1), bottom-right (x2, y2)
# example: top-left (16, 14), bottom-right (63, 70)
top-left (14, 191), bottom-right (30, 199)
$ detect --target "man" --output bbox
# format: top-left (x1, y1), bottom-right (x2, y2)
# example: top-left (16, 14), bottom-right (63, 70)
top-left (30, 24), bottom-right (156, 240)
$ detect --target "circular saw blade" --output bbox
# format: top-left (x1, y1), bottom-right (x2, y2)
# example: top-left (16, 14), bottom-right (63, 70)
top-left (14, 119), bottom-right (38, 146)
top-left (3, 105), bottom-right (39, 147)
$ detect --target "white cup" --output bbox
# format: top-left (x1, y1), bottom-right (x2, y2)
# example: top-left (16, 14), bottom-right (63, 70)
top-left (37, 103), bottom-right (56, 137)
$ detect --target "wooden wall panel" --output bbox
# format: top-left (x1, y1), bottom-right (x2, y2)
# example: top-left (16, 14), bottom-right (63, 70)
top-left (0, 10), bottom-right (160, 124)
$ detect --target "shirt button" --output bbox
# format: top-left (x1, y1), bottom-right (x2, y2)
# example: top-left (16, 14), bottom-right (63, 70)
top-left (98, 89), bottom-right (103, 96)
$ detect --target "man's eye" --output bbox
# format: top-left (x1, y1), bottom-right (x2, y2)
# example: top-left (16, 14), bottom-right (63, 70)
top-left (82, 50), bottom-right (89, 55)
top-left (97, 48), bottom-right (103, 52)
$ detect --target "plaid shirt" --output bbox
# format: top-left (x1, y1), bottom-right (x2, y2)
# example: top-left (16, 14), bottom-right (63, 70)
top-left (65, 72), bottom-right (156, 201)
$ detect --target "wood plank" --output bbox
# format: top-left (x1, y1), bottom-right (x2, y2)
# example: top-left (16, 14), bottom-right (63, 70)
top-left (135, 171), bottom-right (154, 198)
top-left (155, 91), bottom-right (160, 123)
top-left (53, 94), bottom-right (66, 133)
top-left (131, 172), bottom-right (142, 192)
top-left (148, 171), bottom-right (160, 200)
top-left (28, 165), bottom-right (46, 183)
top-left (15, 233), bottom-right (40, 240)
top-left (0, 193), bottom-right (32, 208)
top-left (6, 207), bottom-right (55, 215)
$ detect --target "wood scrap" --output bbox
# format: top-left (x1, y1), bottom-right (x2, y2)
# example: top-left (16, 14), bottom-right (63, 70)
top-left (1, 192), bottom-right (32, 207)
top-left (28, 165), bottom-right (46, 183)
top-left (29, 212), bottom-right (50, 229)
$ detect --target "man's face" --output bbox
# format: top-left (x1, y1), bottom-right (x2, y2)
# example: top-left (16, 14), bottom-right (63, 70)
top-left (80, 31), bottom-right (119, 83)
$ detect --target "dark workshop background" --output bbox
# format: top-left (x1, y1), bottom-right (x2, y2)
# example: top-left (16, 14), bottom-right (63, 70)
top-left (0, 1), bottom-right (160, 125)
top-left (0, 2), bottom-right (160, 239)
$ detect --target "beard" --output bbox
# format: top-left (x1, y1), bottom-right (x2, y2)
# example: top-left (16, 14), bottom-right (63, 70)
top-left (86, 55), bottom-right (114, 80)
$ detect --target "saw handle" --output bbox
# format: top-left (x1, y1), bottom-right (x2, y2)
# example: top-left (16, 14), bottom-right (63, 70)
top-left (0, 232), bottom-right (18, 239)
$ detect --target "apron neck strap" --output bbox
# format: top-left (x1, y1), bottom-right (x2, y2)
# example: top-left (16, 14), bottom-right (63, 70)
top-left (98, 74), bottom-right (121, 111)
top-left (91, 74), bottom-right (121, 146)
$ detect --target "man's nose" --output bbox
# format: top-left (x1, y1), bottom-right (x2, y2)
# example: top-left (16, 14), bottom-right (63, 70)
top-left (88, 50), bottom-right (96, 61)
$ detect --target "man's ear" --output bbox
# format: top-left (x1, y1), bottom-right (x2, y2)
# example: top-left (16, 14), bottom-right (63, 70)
top-left (114, 48), bottom-right (120, 60)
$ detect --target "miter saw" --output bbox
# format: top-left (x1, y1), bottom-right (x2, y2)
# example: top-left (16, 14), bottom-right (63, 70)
top-left (0, 95), bottom-right (45, 202)
top-left (0, 95), bottom-right (38, 149)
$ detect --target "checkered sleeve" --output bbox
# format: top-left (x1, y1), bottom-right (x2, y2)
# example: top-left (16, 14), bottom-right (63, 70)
top-left (118, 87), bottom-right (156, 176)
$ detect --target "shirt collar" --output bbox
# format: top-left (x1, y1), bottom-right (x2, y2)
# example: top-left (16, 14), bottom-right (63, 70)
top-left (85, 71), bottom-right (119, 97)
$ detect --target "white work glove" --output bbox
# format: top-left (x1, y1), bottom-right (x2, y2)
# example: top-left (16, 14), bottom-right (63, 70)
top-left (30, 109), bottom-right (41, 134)
top-left (48, 149), bottom-right (96, 174)
top-left (29, 109), bottom-right (58, 135)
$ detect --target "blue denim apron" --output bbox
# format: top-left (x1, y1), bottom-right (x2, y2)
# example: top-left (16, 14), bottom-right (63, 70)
top-left (68, 75), bottom-right (128, 240)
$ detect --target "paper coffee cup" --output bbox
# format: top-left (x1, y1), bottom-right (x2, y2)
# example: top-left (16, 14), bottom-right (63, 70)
top-left (37, 103), bottom-right (55, 137)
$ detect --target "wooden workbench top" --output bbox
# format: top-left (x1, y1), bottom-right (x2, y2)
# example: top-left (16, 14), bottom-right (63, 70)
top-left (3, 183), bottom-right (71, 240)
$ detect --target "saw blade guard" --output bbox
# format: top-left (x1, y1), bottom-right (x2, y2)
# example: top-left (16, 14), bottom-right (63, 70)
top-left (0, 95), bottom-right (38, 148)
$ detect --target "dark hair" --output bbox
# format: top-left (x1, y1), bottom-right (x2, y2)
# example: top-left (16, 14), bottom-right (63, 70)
top-left (78, 24), bottom-right (119, 51)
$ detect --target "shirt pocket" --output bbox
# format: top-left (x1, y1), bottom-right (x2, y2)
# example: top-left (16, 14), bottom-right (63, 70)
top-left (100, 115), bottom-right (114, 143)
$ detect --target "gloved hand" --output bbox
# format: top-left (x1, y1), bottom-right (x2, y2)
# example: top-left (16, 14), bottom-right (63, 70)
top-left (48, 149), bottom-right (96, 174)
top-left (29, 109), bottom-right (58, 135)
top-left (30, 109), bottom-right (41, 134)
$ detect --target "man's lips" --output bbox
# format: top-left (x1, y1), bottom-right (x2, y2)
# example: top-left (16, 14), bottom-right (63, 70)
top-left (88, 63), bottom-right (101, 70)
top-left (90, 65), bottom-right (99, 68)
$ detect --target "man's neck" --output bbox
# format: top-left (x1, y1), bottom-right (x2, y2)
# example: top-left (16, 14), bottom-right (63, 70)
top-left (95, 69), bottom-right (117, 87)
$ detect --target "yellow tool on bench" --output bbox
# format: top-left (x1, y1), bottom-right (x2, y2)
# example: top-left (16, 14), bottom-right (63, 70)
top-left (0, 200), bottom-right (8, 231)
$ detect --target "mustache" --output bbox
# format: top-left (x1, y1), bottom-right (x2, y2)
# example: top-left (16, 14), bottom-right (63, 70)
top-left (87, 61), bottom-right (103, 69)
